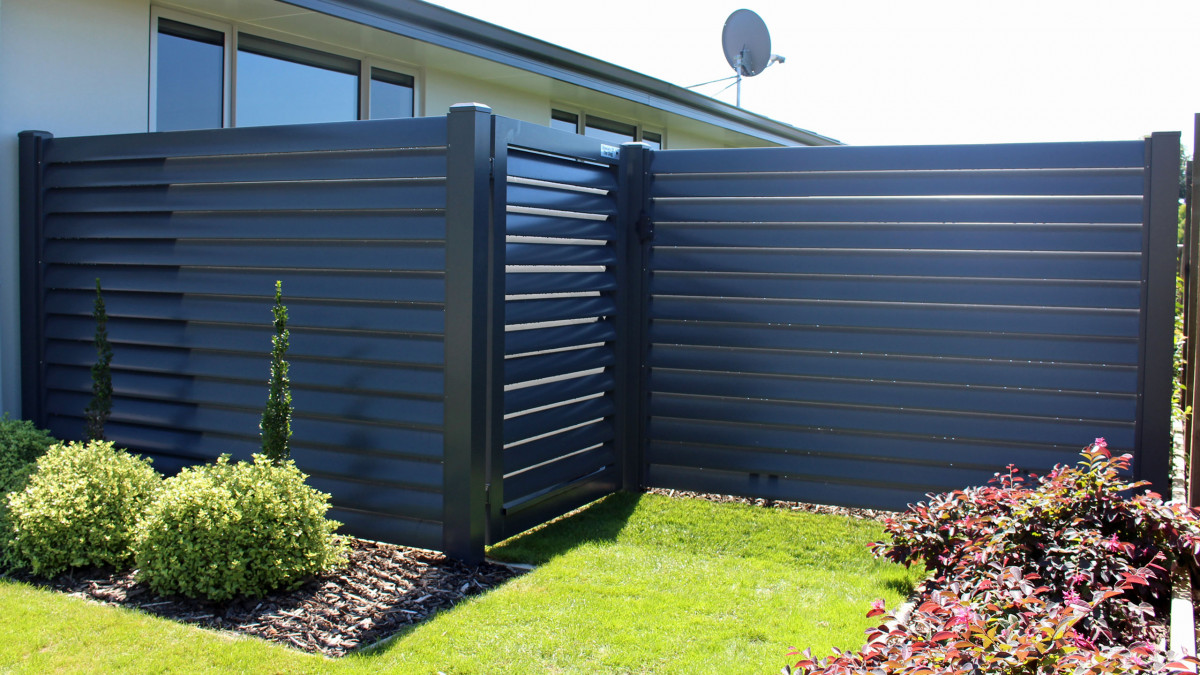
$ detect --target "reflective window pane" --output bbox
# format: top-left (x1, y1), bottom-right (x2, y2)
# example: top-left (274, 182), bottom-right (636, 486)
top-left (156, 20), bottom-right (224, 131)
top-left (370, 68), bottom-right (414, 119)
top-left (551, 110), bottom-right (578, 134)
top-left (584, 115), bottom-right (636, 144)
top-left (641, 131), bottom-right (662, 150)
top-left (236, 34), bottom-right (358, 127)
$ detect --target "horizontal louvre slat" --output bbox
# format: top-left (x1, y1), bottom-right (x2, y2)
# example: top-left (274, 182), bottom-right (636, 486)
top-left (650, 248), bottom-right (1141, 280)
top-left (505, 321), bottom-right (616, 356)
top-left (647, 141), bottom-right (1145, 174)
top-left (506, 212), bottom-right (616, 240)
top-left (506, 271), bottom-right (617, 296)
top-left (648, 417), bottom-right (1084, 469)
top-left (44, 179), bottom-right (445, 214)
top-left (651, 273), bottom-right (1141, 309)
top-left (44, 240), bottom-right (445, 272)
top-left (650, 393), bottom-right (1134, 448)
top-left (649, 321), bottom-right (1139, 365)
top-left (495, 467), bottom-right (618, 540)
top-left (43, 116), bottom-right (448, 162)
top-left (650, 296), bottom-right (1139, 338)
top-left (506, 183), bottom-right (615, 215)
top-left (506, 242), bottom-right (616, 266)
top-left (504, 395), bottom-right (614, 445)
top-left (508, 152), bottom-right (618, 190)
top-left (44, 390), bottom-right (444, 457)
top-left (651, 222), bottom-right (1142, 252)
top-left (503, 445), bottom-right (615, 505)
top-left (46, 266), bottom-right (445, 304)
top-left (46, 316), bottom-right (444, 365)
top-left (650, 345), bottom-right (1137, 393)
top-left (45, 290), bottom-right (444, 334)
top-left (44, 147), bottom-right (447, 188)
top-left (505, 371), bottom-right (614, 415)
top-left (650, 370), bottom-right (1136, 420)
top-left (44, 211), bottom-right (445, 241)
top-left (505, 346), bottom-right (614, 385)
top-left (506, 296), bottom-right (616, 325)
top-left (650, 168), bottom-right (1143, 198)
top-left (651, 196), bottom-right (1143, 225)
top-left (46, 366), bottom-right (443, 428)
top-left (502, 420), bottom-right (615, 475)
top-left (45, 340), bottom-right (443, 397)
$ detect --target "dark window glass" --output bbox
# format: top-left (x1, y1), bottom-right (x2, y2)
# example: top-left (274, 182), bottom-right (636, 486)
top-left (641, 131), bottom-right (662, 150)
top-left (236, 34), bottom-right (358, 127)
top-left (370, 68), bottom-right (415, 119)
top-left (157, 19), bottom-right (224, 131)
top-left (584, 116), bottom-right (636, 144)
top-left (551, 110), bottom-right (578, 134)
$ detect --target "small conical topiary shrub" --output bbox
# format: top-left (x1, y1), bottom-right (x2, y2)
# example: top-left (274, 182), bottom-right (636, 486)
top-left (260, 280), bottom-right (292, 463)
top-left (84, 278), bottom-right (112, 441)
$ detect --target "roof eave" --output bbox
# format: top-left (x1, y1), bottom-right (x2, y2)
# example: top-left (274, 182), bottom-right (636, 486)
top-left (280, 0), bottom-right (842, 146)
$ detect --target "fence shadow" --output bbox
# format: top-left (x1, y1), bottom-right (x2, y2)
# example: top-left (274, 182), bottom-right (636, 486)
top-left (485, 490), bottom-right (642, 566)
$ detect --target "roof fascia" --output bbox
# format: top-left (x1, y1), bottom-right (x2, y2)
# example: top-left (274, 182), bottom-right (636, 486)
top-left (279, 0), bottom-right (841, 146)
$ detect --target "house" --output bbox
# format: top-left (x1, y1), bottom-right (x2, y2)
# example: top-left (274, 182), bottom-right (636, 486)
top-left (0, 0), bottom-right (840, 419)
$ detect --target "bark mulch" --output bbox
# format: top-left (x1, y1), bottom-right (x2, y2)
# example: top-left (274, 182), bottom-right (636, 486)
top-left (5, 537), bottom-right (525, 658)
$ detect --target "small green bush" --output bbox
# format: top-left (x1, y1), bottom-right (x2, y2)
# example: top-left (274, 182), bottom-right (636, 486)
top-left (136, 454), bottom-right (345, 601)
top-left (6, 441), bottom-right (161, 576)
top-left (0, 417), bottom-right (56, 569)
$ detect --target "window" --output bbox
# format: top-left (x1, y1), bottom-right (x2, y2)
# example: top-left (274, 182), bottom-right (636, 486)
top-left (236, 34), bottom-right (359, 127)
top-left (151, 13), bottom-right (419, 131)
top-left (156, 19), bottom-right (224, 131)
top-left (370, 68), bottom-right (415, 119)
top-left (551, 109), bottom-right (664, 148)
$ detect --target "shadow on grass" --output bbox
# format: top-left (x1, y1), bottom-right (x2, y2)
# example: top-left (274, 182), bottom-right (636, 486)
top-left (485, 491), bottom-right (642, 566)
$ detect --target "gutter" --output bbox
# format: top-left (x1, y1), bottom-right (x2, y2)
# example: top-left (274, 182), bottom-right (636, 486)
top-left (280, 0), bottom-right (842, 147)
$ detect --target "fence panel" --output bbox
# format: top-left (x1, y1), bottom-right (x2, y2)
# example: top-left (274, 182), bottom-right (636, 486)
top-left (644, 138), bottom-right (1176, 509)
top-left (21, 117), bottom-right (452, 551)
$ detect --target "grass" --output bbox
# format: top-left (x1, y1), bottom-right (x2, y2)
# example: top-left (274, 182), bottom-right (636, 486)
top-left (0, 492), bottom-right (923, 674)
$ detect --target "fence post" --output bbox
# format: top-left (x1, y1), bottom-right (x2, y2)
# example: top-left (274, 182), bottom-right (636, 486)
top-left (1139, 131), bottom-right (1181, 497)
top-left (442, 104), bottom-right (494, 563)
top-left (614, 142), bottom-right (650, 491)
top-left (19, 131), bottom-right (52, 426)
top-left (1190, 118), bottom-right (1200, 506)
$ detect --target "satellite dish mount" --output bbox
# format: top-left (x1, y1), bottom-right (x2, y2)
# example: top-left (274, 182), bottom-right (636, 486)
top-left (721, 9), bottom-right (785, 108)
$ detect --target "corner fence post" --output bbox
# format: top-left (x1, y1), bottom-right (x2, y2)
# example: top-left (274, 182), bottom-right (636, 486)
top-left (615, 142), bottom-right (650, 492)
top-left (1139, 131), bottom-right (1181, 497)
top-left (442, 104), bottom-right (494, 563)
top-left (19, 131), bottom-right (52, 425)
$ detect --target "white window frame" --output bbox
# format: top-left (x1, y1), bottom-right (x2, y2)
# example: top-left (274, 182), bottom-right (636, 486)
top-left (149, 6), bottom-right (423, 131)
top-left (550, 106), bottom-right (665, 149)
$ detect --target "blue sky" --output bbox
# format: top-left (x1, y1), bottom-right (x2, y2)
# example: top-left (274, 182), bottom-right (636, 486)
top-left (428, 0), bottom-right (1200, 154)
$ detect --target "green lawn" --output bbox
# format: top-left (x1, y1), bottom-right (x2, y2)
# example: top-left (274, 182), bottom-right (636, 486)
top-left (0, 492), bottom-right (922, 674)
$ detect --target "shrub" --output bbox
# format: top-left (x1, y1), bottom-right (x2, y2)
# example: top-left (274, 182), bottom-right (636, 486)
top-left (260, 280), bottom-right (292, 463)
top-left (785, 440), bottom-right (1200, 674)
top-left (6, 441), bottom-right (160, 576)
top-left (0, 417), bottom-right (56, 569)
top-left (136, 454), bottom-right (345, 601)
top-left (84, 277), bottom-right (113, 441)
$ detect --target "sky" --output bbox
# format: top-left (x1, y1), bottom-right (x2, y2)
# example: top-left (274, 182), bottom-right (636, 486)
top-left (425, 0), bottom-right (1200, 155)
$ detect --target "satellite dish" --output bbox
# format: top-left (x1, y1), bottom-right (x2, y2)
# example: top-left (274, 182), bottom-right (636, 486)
top-left (722, 9), bottom-right (772, 77)
top-left (719, 9), bottom-right (785, 107)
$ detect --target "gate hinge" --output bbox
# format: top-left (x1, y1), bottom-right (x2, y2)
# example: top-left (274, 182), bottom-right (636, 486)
top-left (636, 211), bottom-right (654, 242)
top-left (484, 482), bottom-right (492, 510)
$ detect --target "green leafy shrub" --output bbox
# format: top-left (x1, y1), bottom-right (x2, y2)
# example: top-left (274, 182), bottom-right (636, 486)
top-left (0, 417), bottom-right (56, 569)
top-left (6, 441), bottom-right (160, 576)
top-left (136, 454), bottom-right (345, 601)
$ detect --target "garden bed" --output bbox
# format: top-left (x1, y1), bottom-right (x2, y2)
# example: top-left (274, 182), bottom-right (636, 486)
top-left (4, 536), bottom-right (522, 658)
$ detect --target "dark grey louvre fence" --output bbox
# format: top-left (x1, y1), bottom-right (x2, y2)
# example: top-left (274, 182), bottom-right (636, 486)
top-left (19, 107), bottom-right (1180, 561)
top-left (644, 137), bottom-right (1180, 510)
